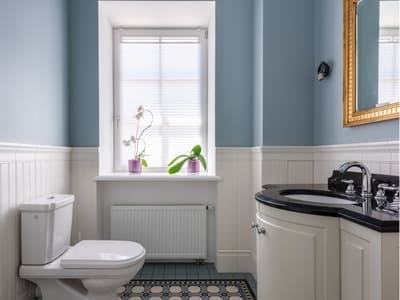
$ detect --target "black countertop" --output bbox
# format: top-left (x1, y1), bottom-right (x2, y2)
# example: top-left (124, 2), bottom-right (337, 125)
top-left (255, 184), bottom-right (399, 232)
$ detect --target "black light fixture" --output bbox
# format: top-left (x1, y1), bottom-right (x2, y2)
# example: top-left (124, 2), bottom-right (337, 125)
top-left (317, 61), bottom-right (331, 81)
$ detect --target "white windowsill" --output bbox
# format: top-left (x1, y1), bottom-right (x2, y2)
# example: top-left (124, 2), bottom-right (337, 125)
top-left (95, 172), bottom-right (221, 182)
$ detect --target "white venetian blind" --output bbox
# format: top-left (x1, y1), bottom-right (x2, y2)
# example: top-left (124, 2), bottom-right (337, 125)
top-left (115, 31), bottom-right (207, 170)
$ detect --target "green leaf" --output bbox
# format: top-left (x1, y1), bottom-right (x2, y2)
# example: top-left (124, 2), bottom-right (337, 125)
top-left (198, 154), bottom-right (207, 170)
top-left (141, 159), bottom-right (148, 168)
top-left (168, 158), bottom-right (189, 174)
top-left (191, 144), bottom-right (202, 156)
top-left (168, 154), bottom-right (189, 166)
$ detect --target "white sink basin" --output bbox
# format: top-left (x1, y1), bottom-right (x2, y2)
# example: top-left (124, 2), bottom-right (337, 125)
top-left (284, 194), bottom-right (358, 205)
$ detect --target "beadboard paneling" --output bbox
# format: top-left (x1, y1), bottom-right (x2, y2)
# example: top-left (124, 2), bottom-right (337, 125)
top-left (0, 144), bottom-right (70, 300)
top-left (215, 148), bottom-right (258, 274)
top-left (71, 148), bottom-right (99, 243)
top-left (65, 141), bottom-right (399, 278)
top-left (0, 140), bottom-right (395, 298)
top-left (261, 147), bottom-right (314, 184)
top-left (313, 141), bottom-right (399, 184)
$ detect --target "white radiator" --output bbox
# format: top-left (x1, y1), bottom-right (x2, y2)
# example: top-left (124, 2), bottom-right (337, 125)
top-left (110, 205), bottom-right (207, 260)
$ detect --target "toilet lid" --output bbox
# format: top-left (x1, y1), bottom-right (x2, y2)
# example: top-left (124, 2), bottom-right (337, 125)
top-left (60, 240), bottom-right (145, 269)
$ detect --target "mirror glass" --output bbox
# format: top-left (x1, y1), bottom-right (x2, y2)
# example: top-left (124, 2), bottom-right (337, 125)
top-left (356, 0), bottom-right (399, 111)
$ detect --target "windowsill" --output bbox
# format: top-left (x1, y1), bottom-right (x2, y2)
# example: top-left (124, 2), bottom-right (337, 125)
top-left (95, 172), bottom-right (221, 182)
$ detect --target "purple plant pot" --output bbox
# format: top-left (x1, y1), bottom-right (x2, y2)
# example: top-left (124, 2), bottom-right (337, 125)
top-left (187, 159), bottom-right (200, 173)
top-left (128, 159), bottom-right (142, 173)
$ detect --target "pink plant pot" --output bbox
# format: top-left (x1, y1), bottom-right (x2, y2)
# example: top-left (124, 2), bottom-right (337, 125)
top-left (187, 159), bottom-right (200, 173)
top-left (128, 159), bottom-right (142, 173)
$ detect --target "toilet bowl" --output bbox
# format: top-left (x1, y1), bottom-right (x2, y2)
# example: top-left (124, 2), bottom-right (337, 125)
top-left (19, 195), bottom-right (146, 300)
top-left (20, 240), bottom-right (145, 300)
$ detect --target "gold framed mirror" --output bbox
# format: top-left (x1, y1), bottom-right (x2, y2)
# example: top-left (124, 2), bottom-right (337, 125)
top-left (343, 0), bottom-right (400, 127)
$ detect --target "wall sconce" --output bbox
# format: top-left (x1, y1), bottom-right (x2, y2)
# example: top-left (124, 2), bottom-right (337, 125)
top-left (317, 61), bottom-right (331, 81)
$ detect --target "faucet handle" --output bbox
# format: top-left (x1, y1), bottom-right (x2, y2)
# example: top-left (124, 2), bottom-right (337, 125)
top-left (375, 184), bottom-right (388, 209)
top-left (394, 190), bottom-right (399, 201)
top-left (341, 179), bottom-right (356, 195)
top-left (378, 183), bottom-right (399, 192)
top-left (379, 184), bottom-right (400, 212)
top-left (375, 184), bottom-right (399, 210)
top-left (341, 179), bottom-right (354, 184)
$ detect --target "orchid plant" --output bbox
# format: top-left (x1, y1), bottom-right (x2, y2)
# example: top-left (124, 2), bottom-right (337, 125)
top-left (168, 144), bottom-right (207, 174)
top-left (122, 105), bottom-right (153, 167)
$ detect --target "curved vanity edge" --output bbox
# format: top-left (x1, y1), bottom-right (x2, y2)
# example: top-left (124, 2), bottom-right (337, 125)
top-left (255, 192), bottom-right (340, 218)
top-left (338, 209), bottom-right (399, 233)
top-left (255, 184), bottom-right (399, 233)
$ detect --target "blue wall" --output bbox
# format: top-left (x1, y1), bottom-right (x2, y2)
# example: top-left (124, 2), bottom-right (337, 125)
top-left (313, 0), bottom-right (399, 145)
top-left (66, 0), bottom-right (400, 147)
top-left (68, 0), bottom-right (99, 147)
top-left (253, 0), bottom-right (264, 147)
top-left (262, 0), bottom-right (314, 146)
top-left (215, 0), bottom-right (254, 147)
top-left (0, 0), bottom-right (69, 146)
top-left (68, 0), bottom-right (255, 147)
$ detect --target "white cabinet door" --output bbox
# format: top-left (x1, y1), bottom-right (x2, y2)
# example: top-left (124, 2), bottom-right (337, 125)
top-left (256, 204), bottom-right (340, 300)
top-left (340, 219), bottom-right (399, 300)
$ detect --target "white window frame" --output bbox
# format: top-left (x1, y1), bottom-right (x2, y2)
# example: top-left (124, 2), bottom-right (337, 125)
top-left (113, 28), bottom-right (209, 172)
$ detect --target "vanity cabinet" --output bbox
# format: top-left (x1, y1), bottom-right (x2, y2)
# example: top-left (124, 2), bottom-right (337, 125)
top-left (256, 203), bottom-right (340, 300)
top-left (340, 219), bottom-right (399, 300)
top-left (256, 202), bottom-right (399, 300)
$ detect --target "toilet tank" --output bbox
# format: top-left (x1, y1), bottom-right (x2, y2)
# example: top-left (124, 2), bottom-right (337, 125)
top-left (20, 194), bottom-right (75, 265)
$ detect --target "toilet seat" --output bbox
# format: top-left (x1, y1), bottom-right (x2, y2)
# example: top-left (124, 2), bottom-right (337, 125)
top-left (20, 240), bottom-right (146, 279)
top-left (61, 240), bottom-right (145, 269)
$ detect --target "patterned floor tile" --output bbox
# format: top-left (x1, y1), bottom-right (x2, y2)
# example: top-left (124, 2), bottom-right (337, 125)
top-left (118, 279), bottom-right (256, 300)
top-left (129, 263), bottom-right (257, 297)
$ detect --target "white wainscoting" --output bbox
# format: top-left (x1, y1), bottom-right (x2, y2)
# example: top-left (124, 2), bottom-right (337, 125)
top-left (313, 141), bottom-right (399, 183)
top-left (261, 147), bottom-right (314, 184)
top-left (0, 141), bottom-right (394, 298)
top-left (0, 144), bottom-right (71, 300)
top-left (66, 141), bottom-right (398, 278)
top-left (70, 148), bottom-right (99, 243)
top-left (215, 141), bottom-right (398, 275)
top-left (215, 148), bottom-right (259, 275)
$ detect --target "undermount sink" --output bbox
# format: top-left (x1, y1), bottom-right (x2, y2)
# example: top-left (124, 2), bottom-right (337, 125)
top-left (280, 190), bottom-right (359, 205)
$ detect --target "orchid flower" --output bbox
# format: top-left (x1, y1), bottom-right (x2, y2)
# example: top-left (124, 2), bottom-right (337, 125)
top-left (122, 105), bottom-right (153, 167)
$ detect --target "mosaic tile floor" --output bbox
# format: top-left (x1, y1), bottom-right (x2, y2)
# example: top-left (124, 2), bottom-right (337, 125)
top-left (129, 263), bottom-right (257, 296)
top-left (117, 279), bottom-right (256, 300)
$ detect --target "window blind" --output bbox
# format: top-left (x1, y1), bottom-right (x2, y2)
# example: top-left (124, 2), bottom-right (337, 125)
top-left (115, 32), bottom-right (207, 170)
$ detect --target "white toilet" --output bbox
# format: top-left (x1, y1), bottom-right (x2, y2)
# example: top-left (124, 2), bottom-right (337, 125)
top-left (19, 194), bottom-right (145, 300)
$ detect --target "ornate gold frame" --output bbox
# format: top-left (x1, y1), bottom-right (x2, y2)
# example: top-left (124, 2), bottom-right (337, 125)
top-left (343, 0), bottom-right (400, 127)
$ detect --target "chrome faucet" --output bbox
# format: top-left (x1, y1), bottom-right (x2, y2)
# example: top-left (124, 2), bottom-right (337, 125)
top-left (338, 161), bottom-right (373, 212)
top-left (338, 161), bottom-right (372, 197)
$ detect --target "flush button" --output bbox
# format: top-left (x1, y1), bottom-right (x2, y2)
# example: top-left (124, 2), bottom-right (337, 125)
top-left (47, 196), bottom-right (55, 200)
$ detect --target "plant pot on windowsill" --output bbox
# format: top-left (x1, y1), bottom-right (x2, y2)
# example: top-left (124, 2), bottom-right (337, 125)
top-left (168, 145), bottom-right (207, 175)
top-left (122, 105), bottom-right (152, 174)
top-left (128, 159), bottom-right (142, 173)
top-left (187, 159), bottom-right (201, 173)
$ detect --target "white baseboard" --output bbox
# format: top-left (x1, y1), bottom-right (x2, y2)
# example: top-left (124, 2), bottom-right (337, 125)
top-left (216, 250), bottom-right (255, 273)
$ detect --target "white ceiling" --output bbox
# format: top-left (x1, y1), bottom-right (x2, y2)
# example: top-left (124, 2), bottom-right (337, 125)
top-left (99, 1), bottom-right (215, 28)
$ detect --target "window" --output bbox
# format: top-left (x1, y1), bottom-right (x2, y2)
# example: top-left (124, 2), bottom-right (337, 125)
top-left (114, 29), bottom-right (208, 171)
